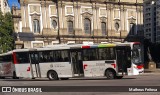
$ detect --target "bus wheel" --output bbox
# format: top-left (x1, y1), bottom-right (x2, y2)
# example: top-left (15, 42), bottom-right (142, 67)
top-left (60, 78), bottom-right (69, 80)
top-left (13, 71), bottom-right (19, 79)
top-left (47, 70), bottom-right (59, 80)
top-left (105, 70), bottom-right (116, 79)
top-left (116, 76), bottom-right (123, 79)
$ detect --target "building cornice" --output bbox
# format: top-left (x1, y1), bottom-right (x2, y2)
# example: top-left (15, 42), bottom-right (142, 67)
top-left (18, 0), bottom-right (143, 6)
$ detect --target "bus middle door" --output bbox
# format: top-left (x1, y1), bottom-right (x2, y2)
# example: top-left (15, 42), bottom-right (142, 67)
top-left (70, 50), bottom-right (84, 77)
top-left (29, 52), bottom-right (41, 78)
top-left (116, 47), bottom-right (129, 75)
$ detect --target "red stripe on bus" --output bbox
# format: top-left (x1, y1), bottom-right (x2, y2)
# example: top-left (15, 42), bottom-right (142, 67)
top-left (13, 52), bottom-right (18, 64)
top-left (82, 46), bottom-right (90, 49)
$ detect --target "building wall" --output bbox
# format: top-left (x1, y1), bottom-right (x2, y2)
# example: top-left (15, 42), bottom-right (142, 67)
top-left (144, 0), bottom-right (156, 43)
top-left (14, 0), bottom-right (143, 48)
top-left (156, 0), bottom-right (160, 43)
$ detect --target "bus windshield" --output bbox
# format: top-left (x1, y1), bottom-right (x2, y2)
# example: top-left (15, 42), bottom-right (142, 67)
top-left (132, 44), bottom-right (142, 65)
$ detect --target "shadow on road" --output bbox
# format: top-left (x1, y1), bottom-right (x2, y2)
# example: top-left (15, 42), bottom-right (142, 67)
top-left (0, 77), bottom-right (136, 81)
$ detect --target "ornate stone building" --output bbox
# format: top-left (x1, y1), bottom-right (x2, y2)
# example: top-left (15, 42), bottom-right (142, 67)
top-left (12, 0), bottom-right (143, 48)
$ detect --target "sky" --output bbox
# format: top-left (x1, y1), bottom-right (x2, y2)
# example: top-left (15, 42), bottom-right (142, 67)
top-left (8, 0), bottom-right (20, 8)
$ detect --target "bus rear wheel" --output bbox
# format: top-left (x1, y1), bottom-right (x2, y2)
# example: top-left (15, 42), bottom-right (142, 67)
top-left (47, 71), bottom-right (59, 80)
top-left (105, 70), bottom-right (116, 79)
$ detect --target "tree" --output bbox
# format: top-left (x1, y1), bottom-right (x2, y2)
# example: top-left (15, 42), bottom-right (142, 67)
top-left (0, 11), bottom-right (14, 53)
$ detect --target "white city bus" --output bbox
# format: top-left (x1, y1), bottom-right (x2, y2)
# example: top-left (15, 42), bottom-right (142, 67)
top-left (0, 43), bottom-right (143, 80)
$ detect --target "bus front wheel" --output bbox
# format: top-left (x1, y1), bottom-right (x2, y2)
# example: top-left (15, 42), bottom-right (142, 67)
top-left (47, 70), bottom-right (59, 80)
top-left (105, 70), bottom-right (116, 79)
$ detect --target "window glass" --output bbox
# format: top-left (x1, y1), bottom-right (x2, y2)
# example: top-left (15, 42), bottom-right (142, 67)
top-left (115, 22), bottom-right (119, 31)
top-left (67, 21), bottom-right (73, 34)
top-left (101, 22), bottom-right (107, 35)
top-left (84, 18), bottom-right (91, 34)
top-left (16, 52), bottom-right (29, 63)
top-left (98, 48), bottom-right (115, 60)
top-left (132, 44), bottom-right (142, 64)
top-left (130, 23), bottom-right (135, 35)
top-left (33, 19), bottom-right (40, 33)
top-left (0, 55), bottom-right (12, 62)
top-left (83, 49), bottom-right (98, 61)
top-left (52, 20), bottom-right (57, 29)
top-left (39, 50), bottom-right (69, 63)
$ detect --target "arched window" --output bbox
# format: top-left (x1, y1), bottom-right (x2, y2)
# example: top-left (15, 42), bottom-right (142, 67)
top-left (52, 20), bottom-right (57, 29)
top-left (67, 21), bottom-right (73, 34)
top-left (84, 18), bottom-right (91, 34)
top-left (33, 19), bottom-right (40, 33)
top-left (101, 22), bottom-right (107, 35)
top-left (129, 23), bottom-right (136, 35)
top-left (115, 22), bottom-right (119, 32)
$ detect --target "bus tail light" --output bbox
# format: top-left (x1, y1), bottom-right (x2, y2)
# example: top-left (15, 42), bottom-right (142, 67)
top-left (111, 64), bottom-right (116, 68)
top-left (136, 64), bottom-right (144, 69)
top-left (27, 67), bottom-right (30, 71)
top-left (83, 64), bottom-right (88, 69)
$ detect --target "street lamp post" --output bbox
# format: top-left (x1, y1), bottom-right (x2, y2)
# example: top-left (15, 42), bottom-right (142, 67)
top-left (118, 0), bottom-right (122, 42)
top-left (53, 0), bottom-right (61, 44)
top-left (105, 1), bottom-right (109, 42)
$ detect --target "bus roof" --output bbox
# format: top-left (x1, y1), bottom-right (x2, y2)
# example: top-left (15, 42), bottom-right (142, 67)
top-left (0, 42), bottom-right (139, 55)
top-left (42, 43), bottom-right (117, 50)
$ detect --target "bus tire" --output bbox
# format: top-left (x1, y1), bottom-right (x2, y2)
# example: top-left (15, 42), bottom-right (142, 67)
top-left (105, 69), bottom-right (116, 79)
top-left (60, 78), bottom-right (69, 80)
top-left (13, 71), bottom-right (19, 79)
top-left (47, 70), bottom-right (59, 80)
top-left (116, 76), bottom-right (123, 79)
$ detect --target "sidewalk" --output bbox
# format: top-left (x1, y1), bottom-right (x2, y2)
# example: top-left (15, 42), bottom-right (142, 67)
top-left (144, 69), bottom-right (160, 73)
top-left (142, 69), bottom-right (160, 75)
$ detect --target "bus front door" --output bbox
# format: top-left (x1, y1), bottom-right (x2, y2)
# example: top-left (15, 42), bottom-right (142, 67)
top-left (70, 50), bottom-right (84, 77)
top-left (29, 52), bottom-right (41, 78)
top-left (116, 47), bottom-right (131, 75)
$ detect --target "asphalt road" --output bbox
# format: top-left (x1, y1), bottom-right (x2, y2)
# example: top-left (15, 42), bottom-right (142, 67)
top-left (0, 73), bottom-right (160, 95)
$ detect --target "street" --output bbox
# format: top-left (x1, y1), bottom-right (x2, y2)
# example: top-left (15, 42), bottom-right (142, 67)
top-left (0, 73), bottom-right (160, 95)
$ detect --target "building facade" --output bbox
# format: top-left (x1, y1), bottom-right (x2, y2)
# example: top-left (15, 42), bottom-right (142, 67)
top-left (144, 0), bottom-right (156, 43)
top-left (13, 0), bottom-right (143, 48)
top-left (156, 0), bottom-right (160, 43)
top-left (0, 0), bottom-right (10, 13)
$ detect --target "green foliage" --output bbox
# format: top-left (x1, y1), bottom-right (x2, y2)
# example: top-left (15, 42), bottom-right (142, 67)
top-left (0, 11), bottom-right (14, 53)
